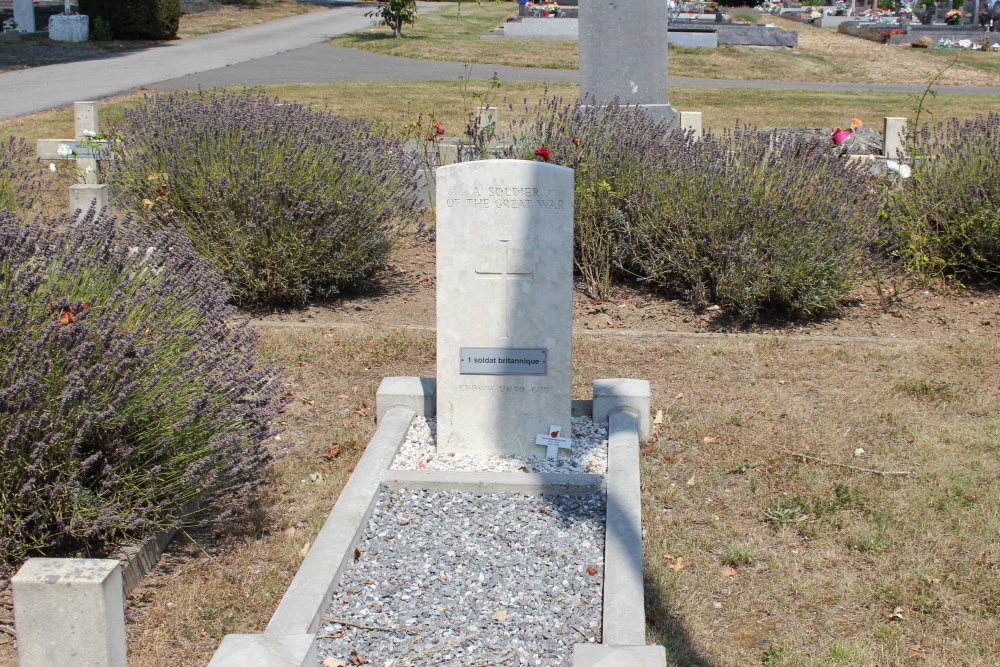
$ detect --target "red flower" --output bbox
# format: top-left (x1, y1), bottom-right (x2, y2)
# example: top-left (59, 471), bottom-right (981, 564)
top-left (534, 147), bottom-right (551, 162)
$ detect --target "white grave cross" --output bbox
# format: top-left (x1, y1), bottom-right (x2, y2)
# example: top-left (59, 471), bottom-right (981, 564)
top-left (535, 425), bottom-right (572, 460)
top-left (475, 239), bottom-right (534, 340)
top-left (36, 101), bottom-right (109, 217)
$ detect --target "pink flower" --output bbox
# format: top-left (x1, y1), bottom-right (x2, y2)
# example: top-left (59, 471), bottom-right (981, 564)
top-left (534, 147), bottom-right (551, 162)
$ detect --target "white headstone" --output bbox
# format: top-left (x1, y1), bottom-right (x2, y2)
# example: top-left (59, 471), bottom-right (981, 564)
top-left (436, 160), bottom-right (574, 457)
top-left (13, 0), bottom-right (36, 33)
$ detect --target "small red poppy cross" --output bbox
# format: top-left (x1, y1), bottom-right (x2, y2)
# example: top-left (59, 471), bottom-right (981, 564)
top-left (535, 425), bottom-right (572, 460)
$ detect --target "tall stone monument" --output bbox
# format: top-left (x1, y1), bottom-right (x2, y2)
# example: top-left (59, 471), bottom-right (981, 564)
top-left (436, 160), bottom-right (574, 457)
top-left (579, 0), bottom-right (676, 124)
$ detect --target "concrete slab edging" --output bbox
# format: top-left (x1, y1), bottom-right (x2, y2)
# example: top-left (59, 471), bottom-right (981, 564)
top-left (209, 394), bottom-right (418, 666)
top-left (209, 376), bottom-right (665, 666)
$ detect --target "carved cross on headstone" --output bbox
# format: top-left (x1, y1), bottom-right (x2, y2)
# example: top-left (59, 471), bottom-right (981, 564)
top-left (36, 101), bottom-right (109, 218)
top-left (475, 239), bottom-right (534, 341)
top-left (535, 425), bottom-right (572, 460)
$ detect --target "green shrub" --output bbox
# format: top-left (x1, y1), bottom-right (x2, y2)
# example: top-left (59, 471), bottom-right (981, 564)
top-left (104, 90), bottom-right (422, 306)
top-left (0, 137), bottom-right (41, 216)
top-left (510, 96), bottom-right (674, 297)
top-left (79, 0), bottom-right (180, 39)
top-left (627, 127), bottom-right (883, 320)
top-left (90, 15), bottom-right (113, 41)
top-left (0, 210), bottom-right (284, 569)
top-left (512, 98), bottom-right (882, 320)
top-left (887, 113), bottom-right (1000, 286)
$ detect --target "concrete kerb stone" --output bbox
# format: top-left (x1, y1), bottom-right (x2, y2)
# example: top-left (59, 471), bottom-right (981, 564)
top-left (574, 643), bottom-right (668, 667)
top-left (383, 470), bottom-right (605, 495)
top-left (12, 558), bottom-right (128, 667)
top-left (598, 411), bottom-right (650, 645)
top-left (375, 376), bottom-right (436, 423)
top-left (593, 378), bottom-right (651, 441)
top-left (209, 382), bottom-right (434, 666)
top-left (264, 405), bottom-right (417, 637)
top-left (209, 634), bottom-right (317, 667)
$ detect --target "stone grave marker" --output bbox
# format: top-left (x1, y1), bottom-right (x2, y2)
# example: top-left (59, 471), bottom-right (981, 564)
top-left (579, 0), bottom-right (676, 123)
top-left (37, 101), bottom-right (109, 216)
top-left (12, 0), bottom-right (36, 33)
top-left (436, 159), bottom-right (573, 457)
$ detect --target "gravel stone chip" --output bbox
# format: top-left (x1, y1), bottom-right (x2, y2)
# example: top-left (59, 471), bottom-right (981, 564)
top-left (316, 489), bottom-right (605, 667)
top-left (391, 416), bottom-right (608, 475)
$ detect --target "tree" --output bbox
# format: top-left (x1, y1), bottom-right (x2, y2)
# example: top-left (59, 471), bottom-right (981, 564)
top-left (366, 0), bottom-right (417, 38)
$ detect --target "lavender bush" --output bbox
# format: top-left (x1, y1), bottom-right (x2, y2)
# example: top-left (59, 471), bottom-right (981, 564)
top-left (0, 210), bottom-right (284, 568)
top-left (628, 127), bottom-right (884, 319)
top-left (888, 113), bottom-right (1000, 285)
top-left (511, 100), bottom-right (882, 320)
top-left (104, 90), bottom-right (423, 306)
top-left (0, 137), bottom-right (42, 215)
top-left (510, 96), bottom-right (675, 296)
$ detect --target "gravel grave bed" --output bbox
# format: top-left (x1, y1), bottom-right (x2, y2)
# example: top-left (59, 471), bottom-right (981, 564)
top-left (391, 416), bottom-right (609, 475)
top-left (316, 489), bottom-right (605, 667)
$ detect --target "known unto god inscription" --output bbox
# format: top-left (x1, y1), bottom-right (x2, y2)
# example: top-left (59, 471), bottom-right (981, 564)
top-left (436, 160), bottom-right (574, 457)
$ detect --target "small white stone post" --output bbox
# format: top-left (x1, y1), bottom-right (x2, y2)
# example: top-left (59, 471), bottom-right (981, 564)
top-left (884, 116), bottom-right (908, 160)
top-left (678, 111), bottom-right (703, 140)
top-left (473, 106), bottom-right (499, 133)
top-left (12, 0), bottom-right (36, 33)
top-left (12, 558), bottom-right (128, 667)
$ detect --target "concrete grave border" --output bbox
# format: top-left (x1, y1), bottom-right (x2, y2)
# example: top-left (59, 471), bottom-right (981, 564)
top-left (209, 377), bottom-right (665, 666)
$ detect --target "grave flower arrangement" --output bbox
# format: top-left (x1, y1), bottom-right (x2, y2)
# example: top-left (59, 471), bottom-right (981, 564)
top-left (945, 8), bottom-right (963, 24)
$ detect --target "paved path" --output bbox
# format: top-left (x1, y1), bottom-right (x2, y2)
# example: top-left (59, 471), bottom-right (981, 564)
top-left (0, 1), bottom-right (379, 120)
top-left (2, 2), bottom-right (999, 120)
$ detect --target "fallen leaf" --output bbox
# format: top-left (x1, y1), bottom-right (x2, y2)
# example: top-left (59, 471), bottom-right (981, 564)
top-left (653, 409), bottom-right (664, 425)
top-left (668, 557), bottom-right (686, 572)
top-left (686, 475), bottom-right (696, 486)
top-left (354, 407), bottom-right (368, 417)
top-left (337, 394), bottom-right (349, 399)
top-left (299, 541), bottom-right (310, 558)
top-left (492, 609), bottom-right (508, 621)
top-left (370, 602), bottom-right (382, 609)
top-left (324, 444), bottom-right (342, 460)
top-left (703, 435), bottom-right (720, 444)
top-left (675, 392), bottom-right (684, 400)
top-left (353, 547), bottom-right (361, 561)
top-left (323, 657), bottom-right (346, 667)
top-left (886, 606), bottom-right (906, 621)
top-left (348, 648), bottom-right (369, 665)
top-left (586, 565), bottom-right (598, 576)
top-left (721, 566), bottom-right (738, 578)
top-left (58, 307), bottom-right (74, 326)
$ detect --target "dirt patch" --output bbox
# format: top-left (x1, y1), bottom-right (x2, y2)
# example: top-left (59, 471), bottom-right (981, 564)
top-left (251, 234), bottom-right (1000, 343)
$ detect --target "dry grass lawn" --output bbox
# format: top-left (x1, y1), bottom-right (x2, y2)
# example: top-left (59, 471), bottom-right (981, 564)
top-left (108, 324), bottom-right (1000, 667)
top-left (177, 0), bottom-right (322, 38)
